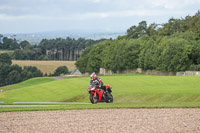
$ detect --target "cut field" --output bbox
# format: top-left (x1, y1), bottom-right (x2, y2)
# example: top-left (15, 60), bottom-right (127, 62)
top-left (0, 50), bottom-right (14, 54)
top-left (1, 74), bottom-right (200, 112)
top-left (12, 60), bottom-right (76, 74)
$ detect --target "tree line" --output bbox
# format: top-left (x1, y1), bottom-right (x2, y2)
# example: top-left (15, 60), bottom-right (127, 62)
top-left (0, 53), bottom-right (69, 87)
top-left (0, 36), bottom-right (106, 61)
top-left (76, 11), bottom-right (200, 73)
top-left (0, 53), bottom-right (43, 87)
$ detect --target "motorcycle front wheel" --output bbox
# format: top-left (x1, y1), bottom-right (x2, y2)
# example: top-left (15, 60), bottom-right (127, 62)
top-left (106, 93), bottom-right (113, 103)
top-left (90, 93), bottom-right (99, 104)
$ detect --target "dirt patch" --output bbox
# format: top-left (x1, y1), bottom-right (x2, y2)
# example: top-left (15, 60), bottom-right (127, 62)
top-left (0, 108), bottom-right (200, 133)
top-left (51, 76), bottom-right (64, 80)
top-left (63, 95), bottom-right (88, 102)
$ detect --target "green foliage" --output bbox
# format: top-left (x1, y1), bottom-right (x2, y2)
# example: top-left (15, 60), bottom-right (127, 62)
top-left (0, 53), bottom-right (12, 67)
top-left (12, 49), bottom-right (25, 60)
top-left (0, 64), bottom-right (43, 87)
top-left (24, 66), bottom-right (43, 77)
top-left (0, 64), bottom-right (11, 86)
top-left (75, 47), bottom-right (92, 73)
top-left (155, 37), bottom-right (192, 72)
top-left (19, 40), bottom-right (31, 49)
top-left (101, 40), bottom-right (140, 72)
top-left (76, 40), bottom-right (111, 73)
top-left (189, 64), bottom-right (200, 71)
top-left (1, 37), bottom-right (20, 50)
top-left (138, 36), bottom-right (158, 70)
top-left (53, 66), bottom-right (69, 76)
top-left (38, 55), bottom-right (49, 60)
top-left (76, 11), bottom-right (200, 73)
top-left (85, 41), bottom-right (110, 73)
top-left (0, 35), bottom-right (105, 61)
top-left (126, 21), bottom-right (147, 39)
top-left (38, 37), bottom-right (106, 61)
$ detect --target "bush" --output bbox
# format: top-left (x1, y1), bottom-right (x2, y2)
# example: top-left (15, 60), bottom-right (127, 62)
top-left (39, 55), bottom-right (49, 60)
top-left (0, 64), bottom-right (43, 87)
top-left (53, 66), bottom-right (69, 76)
top-left (24, 66), bottom-right (43, 77)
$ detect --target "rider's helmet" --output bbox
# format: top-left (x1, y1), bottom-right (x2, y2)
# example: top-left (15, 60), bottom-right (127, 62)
top-left (91, 72), bottom-right (97, 80)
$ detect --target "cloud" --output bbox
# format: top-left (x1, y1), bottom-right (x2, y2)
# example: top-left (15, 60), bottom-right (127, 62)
top-left (88, 0), bottom-right (110, 3)
top-left (89, 0), bottom-right (103, 3)
top-left (0, 0), bottom-right (200, 33)
top-left (80, 9), bottom-right (182, 20)
top-left (148, 0), bottom-right (200, 9)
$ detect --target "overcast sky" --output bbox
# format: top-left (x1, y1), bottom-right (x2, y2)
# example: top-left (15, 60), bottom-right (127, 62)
top-left (0, 0), bottom-right (199, 34)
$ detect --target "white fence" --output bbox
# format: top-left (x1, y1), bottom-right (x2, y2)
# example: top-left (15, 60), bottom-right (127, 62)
top-left (99, 68), bottom-right (176, 76)
top-left (176, 71), bottom-right (200, 76)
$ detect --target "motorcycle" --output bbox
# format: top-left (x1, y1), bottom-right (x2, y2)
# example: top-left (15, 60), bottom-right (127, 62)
top-left (88, 84), bottom-right (113, 104)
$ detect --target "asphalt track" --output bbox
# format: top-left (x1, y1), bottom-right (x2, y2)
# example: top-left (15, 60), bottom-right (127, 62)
top-left (0, 105), bottom-right (64, 107)
top-left (13, 102), bottom-right (91, 104)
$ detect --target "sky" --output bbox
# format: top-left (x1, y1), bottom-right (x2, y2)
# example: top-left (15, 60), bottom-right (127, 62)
top-left (0, 0), bottom-right (200, 34)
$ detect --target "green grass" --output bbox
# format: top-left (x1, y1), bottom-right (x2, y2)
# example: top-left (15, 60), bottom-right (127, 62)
top-left (1, 77), bottom-right (56, 91)
top-left (1, 74), bottom-right (200, 112)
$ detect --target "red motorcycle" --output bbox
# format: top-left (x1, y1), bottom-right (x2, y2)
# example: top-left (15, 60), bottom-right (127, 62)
top-left (88, 84), bottom-right (113, 104)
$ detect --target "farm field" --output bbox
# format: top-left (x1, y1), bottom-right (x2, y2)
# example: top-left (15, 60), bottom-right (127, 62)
top-left (1, 74), bottom-right (200, 112)
top-left (12, 60), bottom-right (76, 74)
top-left (0, 50), bottom-right (14, 54)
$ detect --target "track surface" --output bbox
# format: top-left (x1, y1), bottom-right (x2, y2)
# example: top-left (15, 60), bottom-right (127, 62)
top-left (1, 109), bottom-right (200, 132)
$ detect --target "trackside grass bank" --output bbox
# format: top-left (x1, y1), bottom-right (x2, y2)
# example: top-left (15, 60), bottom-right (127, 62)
top-left (1, 74), bottom-right (200, 112)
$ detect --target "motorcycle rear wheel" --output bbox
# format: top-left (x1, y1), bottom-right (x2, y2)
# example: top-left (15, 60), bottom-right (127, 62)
top-left (90, 93), bottom-right (99, 104)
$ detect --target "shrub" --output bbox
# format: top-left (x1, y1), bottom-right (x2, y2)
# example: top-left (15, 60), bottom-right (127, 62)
top-left (53, 66), bottom-right (69, 76)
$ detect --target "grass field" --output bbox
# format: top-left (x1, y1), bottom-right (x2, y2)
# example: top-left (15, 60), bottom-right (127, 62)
top-left (12, 60), bottom-right (76, 74)
top-left (1, 74), bottom-right (200, 112)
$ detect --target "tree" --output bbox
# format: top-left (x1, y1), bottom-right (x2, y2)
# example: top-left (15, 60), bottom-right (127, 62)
top-left (53, 66), bottom-right (69, 76)
top-left (19, 40), bottom-right (31, 49)
top-left (7, 70), bottom-right (22, 84)
top-left (86, 41), bottom-right (110, 73)
top-left (10, 64), bottom-right (22, 73)
top-left (0, 64), bottom-right (11, 86)
top-left (146, 23), bottom-right (158, 36)
top-left (75, 47), bottom-right (91, 73)
top-left (12, 49), bottom-right (25, 60)
top-left (2, 37), bottom-right (19, 50)
top-left (155, 37), bottom-right (192, 72)
top-left (75, 11), bottom-right (200, 74)
top-left (24, 66), bottom-right (43, 77)
top-left (39, 55), bottom-right (49, 60)
top-left (0, 53), bottom-right (12, 67)
top-left (126, 21), bottom-right (147, 39)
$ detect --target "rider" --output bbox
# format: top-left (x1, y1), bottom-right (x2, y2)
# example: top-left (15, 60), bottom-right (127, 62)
top-left (90, 72), bottom-right (106, 92)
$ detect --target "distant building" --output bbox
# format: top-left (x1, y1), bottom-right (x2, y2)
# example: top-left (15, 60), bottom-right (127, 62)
top-left (70, 68), bottom-right (82, 75)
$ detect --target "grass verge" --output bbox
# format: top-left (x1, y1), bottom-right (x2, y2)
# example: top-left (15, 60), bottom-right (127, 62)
top-left (1, 74), bottom-right (200, 112)
top-left (1, 102), bottom-right (200, 113)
